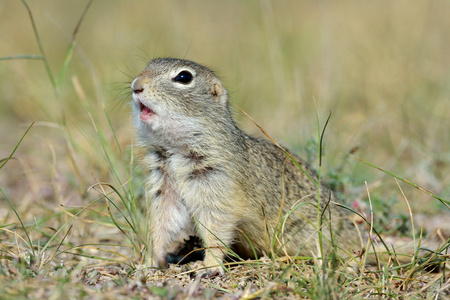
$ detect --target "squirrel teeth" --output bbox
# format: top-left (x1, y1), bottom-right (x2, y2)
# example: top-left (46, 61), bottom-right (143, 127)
top-left (139, 101), bottom-right (155, 121)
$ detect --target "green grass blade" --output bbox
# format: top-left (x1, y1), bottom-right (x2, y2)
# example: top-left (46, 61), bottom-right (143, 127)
top-left (350, 154), bottom-right (450, 208)
top-left (103, 105), bottom-right (135, 203)
top-left (318, 111), bottom-right (332, 168)
top-left (0, 187), bottom-right (36, 257)
top-left (56, 0), bottom-right (94, 91)
top-left (88, 112), bottom-right (123, 190)
top-left (21, 0), bottom-right (55, 89)
top-left (56, 40), bottom-right (76, 92)
top-left (0, 55), bottom-right (44, 60)
top-left (0, 122), bottom-right (34, 170)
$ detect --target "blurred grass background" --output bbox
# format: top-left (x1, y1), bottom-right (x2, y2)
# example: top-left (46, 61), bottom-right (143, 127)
top-left (0, 0), bottom-right (449, 223)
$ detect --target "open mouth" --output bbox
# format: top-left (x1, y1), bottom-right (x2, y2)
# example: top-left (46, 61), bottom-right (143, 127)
top-left (138, 100), bottom-right (156, 121)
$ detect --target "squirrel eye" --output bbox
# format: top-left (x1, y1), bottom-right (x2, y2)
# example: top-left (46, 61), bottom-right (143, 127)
top-left (173, 70), bottom-right (193, 84)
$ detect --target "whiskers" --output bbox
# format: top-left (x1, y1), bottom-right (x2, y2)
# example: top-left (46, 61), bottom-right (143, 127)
top-left (109, 81), bottom-right (133, 112)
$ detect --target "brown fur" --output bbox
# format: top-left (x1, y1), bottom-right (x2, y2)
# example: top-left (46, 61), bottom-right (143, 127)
top-left (131, 58), bottom-right (360, 276)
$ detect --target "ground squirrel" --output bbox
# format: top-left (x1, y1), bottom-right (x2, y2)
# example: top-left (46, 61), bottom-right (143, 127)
top-left (131, 58), bottom-right (359, 277)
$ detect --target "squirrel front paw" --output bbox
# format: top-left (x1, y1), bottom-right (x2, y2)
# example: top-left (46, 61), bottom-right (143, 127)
top-left (195, 265), bottom-right (225, 279)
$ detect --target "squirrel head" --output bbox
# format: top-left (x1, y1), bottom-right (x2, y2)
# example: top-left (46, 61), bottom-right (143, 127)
top-left (131, 58), bottom-right (233, 149)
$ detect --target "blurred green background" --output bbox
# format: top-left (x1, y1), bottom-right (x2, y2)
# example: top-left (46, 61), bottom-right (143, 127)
top-left (0, 0), bottom-right (449, 216)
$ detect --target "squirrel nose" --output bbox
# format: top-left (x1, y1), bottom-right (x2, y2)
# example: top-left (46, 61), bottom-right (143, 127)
top-left (131, 78), bottom-right (144, 94)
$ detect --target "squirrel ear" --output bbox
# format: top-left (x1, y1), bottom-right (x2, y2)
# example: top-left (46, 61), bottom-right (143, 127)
top-left (211, 82), bottom-right (227, 104)
top-left (211, 82), bottom-right (224, 98)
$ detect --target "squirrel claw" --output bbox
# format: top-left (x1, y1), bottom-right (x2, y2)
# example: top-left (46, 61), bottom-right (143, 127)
top-left (195, 266), bottom-right (224, 279)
